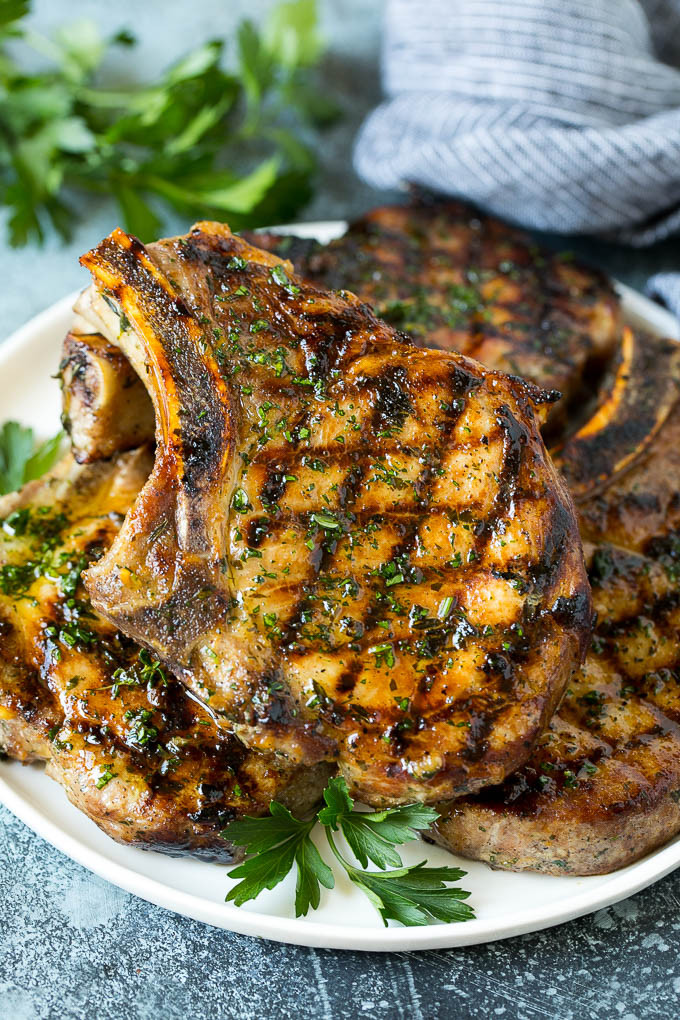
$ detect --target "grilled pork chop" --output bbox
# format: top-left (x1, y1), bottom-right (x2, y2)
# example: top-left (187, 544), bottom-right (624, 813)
top-left (250, 198), bottom-right (622, 429)
top-left (75, 222), bottom-right (591, 806)
top-left (0, 451), bottom-right (330, 857)
top-left (431, 330), bottom-right (680, 873)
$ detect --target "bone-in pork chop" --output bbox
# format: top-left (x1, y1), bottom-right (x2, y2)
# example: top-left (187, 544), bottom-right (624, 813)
top-left (76, 222), bottom-right (591, 806)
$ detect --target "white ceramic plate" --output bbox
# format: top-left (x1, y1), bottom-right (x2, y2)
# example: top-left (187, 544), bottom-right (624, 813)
top-left (1, 222), bottom-right (679, 952)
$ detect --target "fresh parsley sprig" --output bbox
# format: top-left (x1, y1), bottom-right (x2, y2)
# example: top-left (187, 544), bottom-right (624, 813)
top-left (0, 0), bottom-right (338, 246)
top-left (222, 776), bottom-right (475, 927)
top-left (0, 420), bottom-right (63, 495)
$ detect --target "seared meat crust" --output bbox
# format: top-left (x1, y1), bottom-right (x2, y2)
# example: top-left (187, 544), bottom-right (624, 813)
top-left (0, 452), bottom-right (330, 858)
top-left (250, 198), bottom-right (622, 428)
top-left (78, 222), bottom-right (590, 806)
top-left (432, 332), bottom-right (680, 873)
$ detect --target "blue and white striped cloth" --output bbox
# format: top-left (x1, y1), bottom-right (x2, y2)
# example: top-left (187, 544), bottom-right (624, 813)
top-left (354, 0), bottom-right (680, 317)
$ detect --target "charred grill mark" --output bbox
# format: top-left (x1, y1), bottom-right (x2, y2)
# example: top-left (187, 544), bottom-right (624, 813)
top-left (329, 371), bottom-right (471, 712)
top-left (530, 500), bottom-right (582, 599)
top-left (278, 454), bottom-right (369, 661)
top-left (550, 591), bottom-right (594, 632)
top-left (370, 365), bottom-right (414, 430)
top-left (259, 464), bottom-right (289, 510)
top-left (179, 235), bottom-right (252, 281)
top-left (464, 709), bottom-right (496, 764)
top-left (299, 309), bottom-right (366, 383)
top-left (495, 403), bottom-right (529, 499)
top-left (450, 363), bottom-right (483, 397)
top-left (338, 455), bottom-right (363, 507)
top-left (469, 401), bottom-right (529, 557)
top-left (246, 517), bottom-right (272, 549)
top-left (82, 234), bottom-right (231, 501)
top-left (483, 650), bottom-right (516, 694)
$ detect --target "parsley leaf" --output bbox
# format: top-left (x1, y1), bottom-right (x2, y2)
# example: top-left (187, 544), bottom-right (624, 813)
top-left (0, 421), bottom-right (63, 495)
top-left (0, 0), bottom-right (338, 246)
top-left (318, 776), bottom-right (439, 870)
top-left (341, 859), bottom-right (475, 927)
top-left (221, 776), bottom-right (474, 927)
top-left (223, 801), bottom-right (334, 917)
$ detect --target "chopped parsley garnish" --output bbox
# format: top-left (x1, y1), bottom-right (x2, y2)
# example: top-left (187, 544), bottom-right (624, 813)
top-left (231, 488), bottom-right (252, 514)
top-left (124, 707), bottom-right (159, 747)
top-left (369, 642), bottom-right (395, 669)
top-left (228, 256), bottom-right (248, 271)
top-left (250, 319), bottom-right (270, 334)
top-left (270, 264), bottom-right (301, 295)
top-left (101, 649), bottom-right (167, 697)
top-left (95, 764), bottom-right (115, 789)
top-left (311, 512), bottom-right (340, 530)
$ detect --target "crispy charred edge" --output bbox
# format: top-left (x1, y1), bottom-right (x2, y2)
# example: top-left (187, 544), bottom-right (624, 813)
top-left (80, 230), bottom-right (236, 651)
top-left (60, 330), bottom-right (155, 463)
top-left (80, 229), bottom-right (233, 498)
top-left (554, 328), bottom-right (680, 500)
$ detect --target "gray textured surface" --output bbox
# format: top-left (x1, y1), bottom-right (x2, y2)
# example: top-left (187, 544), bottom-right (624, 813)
top-left (1, 3), bottom-right (680, 1018)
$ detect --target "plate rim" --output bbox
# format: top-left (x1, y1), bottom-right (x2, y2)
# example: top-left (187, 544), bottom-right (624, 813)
top-left (1, 220), bottom-right (679, 951)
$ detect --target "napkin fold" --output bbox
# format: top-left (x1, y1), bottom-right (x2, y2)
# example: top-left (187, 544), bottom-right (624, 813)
top-left (354, 0), bottom-right (680, 318)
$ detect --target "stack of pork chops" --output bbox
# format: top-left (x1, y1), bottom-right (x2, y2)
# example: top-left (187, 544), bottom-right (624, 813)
top-left (1, 198), bottom-right (679, 875)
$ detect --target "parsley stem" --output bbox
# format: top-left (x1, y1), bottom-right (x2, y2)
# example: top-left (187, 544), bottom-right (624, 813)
top-left (325, 826), bottom-right (347, 872)
top-left (324, 825), bottom-right (392, 881)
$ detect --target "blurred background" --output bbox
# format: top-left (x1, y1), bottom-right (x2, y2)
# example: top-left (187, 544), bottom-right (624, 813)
top-left (2, 0), bottom-right (678, 338)
top-left (0, 0), bottom-right (392, 333)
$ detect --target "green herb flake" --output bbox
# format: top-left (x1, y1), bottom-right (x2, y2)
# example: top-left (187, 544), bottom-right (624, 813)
top-left (95, 764), bottom-right (115, 790)
top-left (311, 512), bottom-right (340, 530)
top-left (231, 488), bottom-right (252, 514)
